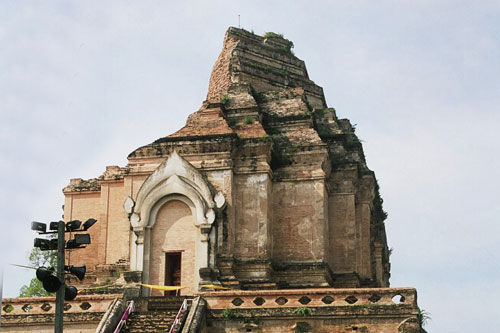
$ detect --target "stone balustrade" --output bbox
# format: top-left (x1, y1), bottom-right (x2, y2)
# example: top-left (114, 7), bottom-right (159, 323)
top-left (201, 287), bottom-right (417, 310)
top-left (2, 294), bottom-right (120, 316)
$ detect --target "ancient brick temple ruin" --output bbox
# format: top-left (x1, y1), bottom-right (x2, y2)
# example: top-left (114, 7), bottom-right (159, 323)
top-left (2, 28), bottom-right (423, 332)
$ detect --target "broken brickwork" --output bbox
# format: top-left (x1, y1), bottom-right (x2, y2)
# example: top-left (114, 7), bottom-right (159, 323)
top-left (4, 27), bottom-right (422, 333)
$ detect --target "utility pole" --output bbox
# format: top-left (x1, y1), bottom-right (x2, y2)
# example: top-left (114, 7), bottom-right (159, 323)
top-left (54, 220), bottom-right (65, 333)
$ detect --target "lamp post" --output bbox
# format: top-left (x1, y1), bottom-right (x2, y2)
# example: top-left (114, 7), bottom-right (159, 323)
top-left (54, 220), bottom-right (64, 333)
top-left (31, 218), bottom-right (96, 333)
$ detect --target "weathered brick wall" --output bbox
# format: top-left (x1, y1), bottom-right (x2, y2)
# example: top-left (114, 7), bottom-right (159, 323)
top-left (104, 181), bottom-right (129, 264)
top-left (202, 288), bottom-right (421, 333)
top-left (356, 201), bottom-right (372, 280)
top-left (206, 33), bottom-right (238, 102)
top-left (206, 168), bottom-right (235, 255)
top-left (64, 191), bottom-right (101, 270)
top-left (272, 180), bottom-right (327, 262)
top-left (53, 26), bottom-right (394, 291)
top-left (1, 295), bottom-right (117, 332)
top-left (233, 173), bottom-right (272, 259)
top-left (328, 194), bottom-right (357, 273)
top-left (150, 200), bottom-right (197, 295)
top-left (1, 320), bottom-right (99, 333)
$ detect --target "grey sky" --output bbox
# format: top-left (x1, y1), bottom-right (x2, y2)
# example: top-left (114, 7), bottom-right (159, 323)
top-left (1, 1), bottom-right (499, 331)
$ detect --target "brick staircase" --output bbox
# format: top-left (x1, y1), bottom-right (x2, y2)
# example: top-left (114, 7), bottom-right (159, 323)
top-left (121, 296), bottom-right (189, 333)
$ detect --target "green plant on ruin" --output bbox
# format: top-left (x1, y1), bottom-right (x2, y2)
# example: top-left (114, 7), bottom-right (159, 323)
top-left (263, 64), bottom-right (274, 73)
top-left (373, 180), bottom-right (388, 222)
top-left (254, 136), bottom-right (272, 143)
top-left (316, 123), bottom-right (334, 137)
top-left (243, 116), bottom-right (254, 125)
top-left (295, 322), bottom-right (312, 333)
top-left (293, 307), bottom-right (312, 316)
top-left (222, 308), bottom-right (243, 319)
top-left (256, 62), bottom-right (289, 76)
top-left (250, 84), bottom-right (266, 104)
top-left (263, 32), bottom-right (294, 51)
top-left (3, 304), bottom-right (14, 313)
top-left (313, 108), bottom-right (325, 117)
top-left (418, 309), bottom-right (431, 328)
top-left (243, 317), bottom-right (261, 325)
top-left (263, 32), bottom-right (284, 39)
top-left (220, 94), bottom-right (230, 106)
top-left (305, 100), bottom-right (313, 112)
top-left (276, 99), bottom-right (282, 104)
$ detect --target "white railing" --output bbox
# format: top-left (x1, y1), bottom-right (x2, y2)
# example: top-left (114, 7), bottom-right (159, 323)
top-left (113, 300), bottom-right (134, 333)
top-left (169, 299), bottom-right (189, 333)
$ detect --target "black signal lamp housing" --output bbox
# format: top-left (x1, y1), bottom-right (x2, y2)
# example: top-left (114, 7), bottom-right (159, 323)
top-left (83, 218), bottom-right (97, 231)
top-left (36, 267), bottom-right (62, 293)
top-left (65, 220), bottom-right (82, 232)
top-left (49, 221), bottom-right (60, 231)
top-left (64, 286), bottom-right (78, 301)
top-left (65, 265), bottom-right (86, 281)
top-left (31, 222), bottom-right (46, 233)
top-left (66, 234), bottom-right (91, 249)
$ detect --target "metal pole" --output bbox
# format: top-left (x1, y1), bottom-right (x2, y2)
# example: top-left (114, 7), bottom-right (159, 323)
top-left (54, 220), bottom-right (65, 333)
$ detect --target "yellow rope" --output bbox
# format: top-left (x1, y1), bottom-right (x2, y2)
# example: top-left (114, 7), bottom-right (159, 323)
top-left (139, 283), bottom-right (185, 291)
top-left (200, 284), bottom-right (231, 290)
top-left (79, 285), bottom-right (115, 292)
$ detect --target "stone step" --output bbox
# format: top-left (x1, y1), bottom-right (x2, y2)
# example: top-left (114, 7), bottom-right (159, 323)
top-left (147, 296), bottom-right (187, 311)
top-left (122, 310), bottom-right (179, 333)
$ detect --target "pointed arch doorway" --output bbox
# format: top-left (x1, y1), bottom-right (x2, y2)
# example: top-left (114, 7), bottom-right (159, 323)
top-left (127, 152), bottom-right (221, 297)
top-left (149, 198), bottom-right (198, 296)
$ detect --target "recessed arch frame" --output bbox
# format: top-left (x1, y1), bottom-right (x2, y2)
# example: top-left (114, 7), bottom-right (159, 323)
top-left (126, 151), bottom-right (221, 294)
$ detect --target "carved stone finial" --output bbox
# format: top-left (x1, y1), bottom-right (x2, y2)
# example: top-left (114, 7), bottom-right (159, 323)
top-left (123, 196), bottom-right (135, 214)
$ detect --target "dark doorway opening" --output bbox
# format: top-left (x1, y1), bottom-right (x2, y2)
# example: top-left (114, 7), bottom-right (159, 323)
top-left (165, 252), bottom-right (181, 296)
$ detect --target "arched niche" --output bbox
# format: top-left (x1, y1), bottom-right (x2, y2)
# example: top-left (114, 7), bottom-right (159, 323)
top-left (148, 195), bottom-right (198, 295)
top-left (125, 151), bottom-right (220, 294)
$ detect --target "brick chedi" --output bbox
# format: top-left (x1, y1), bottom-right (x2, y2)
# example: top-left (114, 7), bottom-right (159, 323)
top-left (62, 27), bottom-right (390, 293)
top-left (3, 27), bottom-right (421, 333)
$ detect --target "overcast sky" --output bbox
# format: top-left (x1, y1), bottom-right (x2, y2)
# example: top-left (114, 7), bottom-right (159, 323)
top-left (1, 1), bottom-right (499, 331)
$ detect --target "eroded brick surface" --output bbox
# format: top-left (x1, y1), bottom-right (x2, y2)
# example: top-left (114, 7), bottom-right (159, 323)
top-left (8, 26), bottom-right (421, 333)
